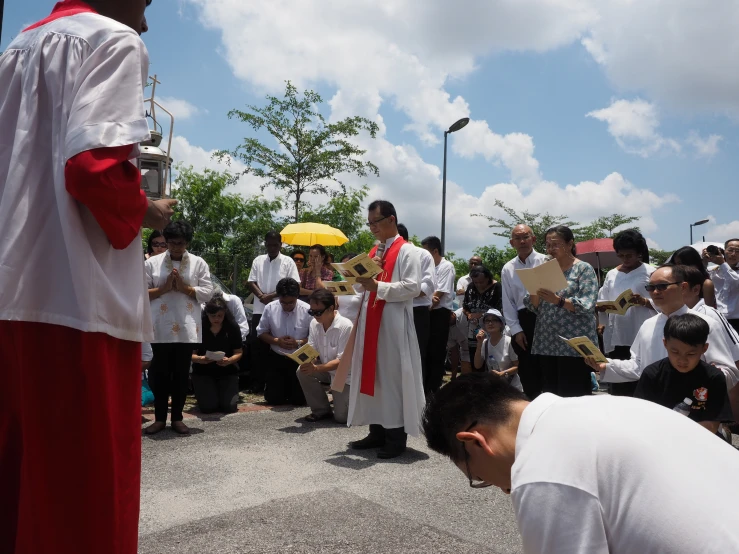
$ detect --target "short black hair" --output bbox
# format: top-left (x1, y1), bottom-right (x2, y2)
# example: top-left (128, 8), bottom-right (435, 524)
top-left (545, 225), bottom-right (577, 256)
top-left (613, 228), bottom-right (649, 261)
top-left (291, 250), bottom-right (306, 261)
top-left (671, 247), bottom-right (709, 280)
top-left (275, 277), bottom-right (300, 298)
top-left (422, 373), bottom-right (528, 462)
top-left (664, 313), bottom-right (709, 347)
top-left (421, 236), bottom-right (443, 256)
top-left (659, 263), bottom-right (688, 284)
top-left (682, 265), bottom-right (705, 291)
top-left (397, 223), bottom-right (409, 241)
top-left (340, 252), bottom-right (357, 263)
top-left (469, 265), bottom-right (493, 284)
top-left (146, 230), bottom-right (164, 255)
top-left (725, 238), bottom-right (739, 249)
top-left (265, 230), bottom-right (281, 242)
top-left (309, 288), bottom-right (335, 309)
top-left (368, 199), bottom-right (397, 223)
top-left (163, 220), bottom-right (194, 243)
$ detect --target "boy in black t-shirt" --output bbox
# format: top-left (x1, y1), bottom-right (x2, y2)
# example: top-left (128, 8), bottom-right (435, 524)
top-left (635, 313), bottom-right (733, 436)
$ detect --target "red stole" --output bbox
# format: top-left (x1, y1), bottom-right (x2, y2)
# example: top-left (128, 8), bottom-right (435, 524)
top-left (360, 237), bottom-right (406, 396)
top-left (24, 0), bottom-right (97, 33)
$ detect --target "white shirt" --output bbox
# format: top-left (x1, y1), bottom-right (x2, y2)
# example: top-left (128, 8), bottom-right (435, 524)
top-left (501, 250), bottom-right (548, 336)
top-left (256, 299), bottom-right (311, 355)
top-left (146, 252), bottom-right (214, 344)
top-left (456, 274), bottom-right (472, 308)
top-left (433, 258), bottom-right (457, 311)
top-left (513, 393), bottom-right (739, 554)
top-left (0, 13), bottom-right (153, 342)
top-left (414, 247), bottom-right (437, 308)
top-left (480, 335), bottom-right (518, 372)
top-left (142, 342), bottom-right (153, 363)
top-left (602, 305), bottom-right (739, 387)
top-left (337, 292), bottom-right (363, 324)
top-left (597, 264), bottom-right (656, 353)
top-left (693, 298), bottom-right (739, 363)
top-left (711, 263), bottom-right (739, 318)
top-left (248, 253), bottom-right (300, 314)
top-left (308, 313), bottom-right (353, 385)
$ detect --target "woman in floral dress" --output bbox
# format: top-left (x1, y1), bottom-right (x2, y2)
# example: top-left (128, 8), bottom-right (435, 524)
top-left (524, 225), bottom-right (598, 397)
top-left (144, 220), bottom-right (214, 434)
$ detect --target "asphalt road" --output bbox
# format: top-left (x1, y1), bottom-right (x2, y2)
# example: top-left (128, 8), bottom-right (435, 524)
top-left (138, 406), bottom-right (522, 553)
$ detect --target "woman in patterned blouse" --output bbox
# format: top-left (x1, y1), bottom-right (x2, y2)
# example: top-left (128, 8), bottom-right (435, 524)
top-left (299, 244), bottom-right (334, 299)
top-left (524, 225), bottom-right (598, 397)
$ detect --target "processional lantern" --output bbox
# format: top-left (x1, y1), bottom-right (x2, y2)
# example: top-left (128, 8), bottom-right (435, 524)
top-left (139, 75), bottom-right (175, 199)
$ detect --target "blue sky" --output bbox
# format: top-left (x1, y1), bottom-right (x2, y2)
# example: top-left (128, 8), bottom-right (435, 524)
top-left (5, 1), bottom-right (739, 257)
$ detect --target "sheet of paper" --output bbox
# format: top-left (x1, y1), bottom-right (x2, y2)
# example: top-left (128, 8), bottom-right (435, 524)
top-left (515, 258), bottom-right (569, 295)
top-left (558, 336), bottom-right (608, 363)
top-left (286, 343), bottom-right (320, 365)
top-left (205, 350), bottom-right (225, 361)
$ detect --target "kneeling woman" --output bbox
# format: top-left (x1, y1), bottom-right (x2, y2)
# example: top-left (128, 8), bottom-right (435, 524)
top-left (192, 297), bottom-right (243, 414)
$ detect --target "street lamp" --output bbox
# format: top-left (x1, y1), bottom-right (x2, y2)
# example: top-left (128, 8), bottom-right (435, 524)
top-left (139, 75), bottom-right (175, 199)
top-left (441, 117), bottom-right (470, 252)
top-left (689, 218), bottom-right (709, 244)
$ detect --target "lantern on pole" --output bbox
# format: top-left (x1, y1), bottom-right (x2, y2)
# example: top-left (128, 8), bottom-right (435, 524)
top-left (139, 75), bottom-right (175, 199)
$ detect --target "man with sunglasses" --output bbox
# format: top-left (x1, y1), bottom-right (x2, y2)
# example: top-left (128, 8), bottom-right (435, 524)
top-left (297, 289), bottom-right (353, 423)
top-left (586, 265), bottom-right (738, 387)
top-left (423, 373), bottom-right (739, 553)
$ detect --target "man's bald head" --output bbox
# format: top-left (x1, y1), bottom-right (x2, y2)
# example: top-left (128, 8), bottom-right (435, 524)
top-left (510, 224), bottom-right (535, 259)
top-left (511, 224), bottom-right (533, 238)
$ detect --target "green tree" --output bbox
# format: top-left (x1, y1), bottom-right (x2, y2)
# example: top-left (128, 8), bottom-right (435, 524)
top-left (474, 200), bottom-right (579, 253)
top-left (219, 81), bottom-right (380, 222)
top-left (574, 214), bottom-right (641, 242)
top-left (649, 249), bottom-right (674, 266)
top-left (473, 245), bottom-right (519, 280)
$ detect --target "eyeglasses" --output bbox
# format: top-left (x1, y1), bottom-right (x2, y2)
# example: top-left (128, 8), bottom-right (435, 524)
top-left (460, 421), bottom-right (492, 489)
top-left (151, 242), bottom-right (167, 248)
top-left (293, 258), bottom-right (305, 262)
top-left (726, 248), bottom-right (739, 254)
top-left (308, 308), bottom-right (327, 317)
top-left (645, 282), bottom-right (680, 292)
top-left (365, 216), bottom-right (388, 228)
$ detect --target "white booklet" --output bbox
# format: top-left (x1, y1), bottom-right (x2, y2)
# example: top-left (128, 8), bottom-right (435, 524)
top-left (324, 281), bottom-right (358, 296)
top-left (331, 253), bottom-right (383, 284)
top-left (285, 343), bottom-right (320, 365)
top-left (559, 336), bottom-right (608, 363)
top-left (204, 350), bottom-right (226, 361)
top-left (515, 258), bottom-right (568, 295)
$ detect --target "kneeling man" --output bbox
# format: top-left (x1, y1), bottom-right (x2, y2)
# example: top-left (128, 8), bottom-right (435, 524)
top-left (298, 289), bottom-right (353, 423)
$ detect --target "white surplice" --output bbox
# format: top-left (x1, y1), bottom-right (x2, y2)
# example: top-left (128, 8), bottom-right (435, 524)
top-left (347, 236), bottom-right (426, 436)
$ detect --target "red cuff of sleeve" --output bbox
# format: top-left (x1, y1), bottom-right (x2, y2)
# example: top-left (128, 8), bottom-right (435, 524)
top-left (65, 145), bottom-right (149, 250)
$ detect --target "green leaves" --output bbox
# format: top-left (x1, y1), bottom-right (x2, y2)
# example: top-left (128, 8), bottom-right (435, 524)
top-left (219, 80), bottom-right (379, 221)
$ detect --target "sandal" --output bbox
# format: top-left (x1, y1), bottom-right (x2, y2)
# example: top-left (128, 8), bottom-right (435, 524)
top-left (304, 412), bottom-right (332, 422)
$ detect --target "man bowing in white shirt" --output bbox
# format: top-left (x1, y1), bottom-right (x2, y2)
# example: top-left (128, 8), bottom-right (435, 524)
top-left (345, 200), bottom-right (425, 459)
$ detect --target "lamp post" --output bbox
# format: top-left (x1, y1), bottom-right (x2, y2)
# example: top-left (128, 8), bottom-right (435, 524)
top-left (139, 75), bottom-right (175, 199)
top-left (441, 117), bottom-right (470, 252)
top-left (690, 218), bottom-right (709, 244)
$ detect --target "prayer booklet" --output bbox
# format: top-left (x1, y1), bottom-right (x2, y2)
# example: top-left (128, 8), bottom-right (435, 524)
top-left (331, 253), bottom-right (383, 284)
top-left (597, 289), bottom-right (634, 315)
top-left (324, 281), bottom-right (357, 296)
top-left (286, 343), bottom-right (321, 365)
top-left (559, 336), bottom-right (608, 363)
top-left (515, 258), bottom-right (568, 295)
top-left (205, 350), bottom-right (225, 361)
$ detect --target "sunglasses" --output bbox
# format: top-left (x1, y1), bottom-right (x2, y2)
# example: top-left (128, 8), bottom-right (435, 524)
top-left (151, 242), bottom-right (167, 248)
top-left (645, 282), bottom-right (680, 292)
top-left (308, 308), bottom-right (327, 317)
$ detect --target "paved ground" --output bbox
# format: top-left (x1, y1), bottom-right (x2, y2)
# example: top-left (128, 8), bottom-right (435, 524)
top-left (138, 404), bottom-right (522, 553)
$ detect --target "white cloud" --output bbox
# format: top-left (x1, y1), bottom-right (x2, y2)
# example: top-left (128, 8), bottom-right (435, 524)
top-left (685, 132), bottom-right (723, 159)
top-left (705, 220), bottom-right (739, 243)
top-left (587, 99), bottom-right (680, 157)
top-left (157, 96), bottom-right (202, 121)
top-left (646, 238), bottom-right (661, 250)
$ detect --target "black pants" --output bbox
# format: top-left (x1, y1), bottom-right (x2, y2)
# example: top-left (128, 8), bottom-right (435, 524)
top-left (729, 319), bottom-right (739, 335)
top-left (539, 355), bottom-right (592, 397)
top-left (264, 350), bottom-right (307, 406)
top-left (426, 308), bottom-right (451, 394)
top-left (511, 309), bottom-right (542, 399)
top-left (192, 373), bottom-right (239, 413)
top-left (249, 314), bottom-right (269, 392)
top-left (149, 343), bottom-right (194, 422)
top-left (367, 424), bottom-right (407, 449)
top-left (606, 346), bottom-right (638, 396)
top-left (413, 306), bottom-right (431, 394)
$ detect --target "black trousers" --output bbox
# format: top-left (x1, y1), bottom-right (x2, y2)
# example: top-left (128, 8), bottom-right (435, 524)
top-left (149, 343), bottom-right (194, 422)
top-left (249, 314), bottom-right (270, 392)
top-left (511, 308), bottom-right (542, 399)
top-left (264, 350), bottom-right (307, 406)
top-left (413, 306), bottom-right (431, 394)
top-left (192, 373), bottom-right (239, 413)
top-left (426, 308), bottom-right (451, 394)
top-left (729, 319), bottom-right (739, 335)
top-left (606, 346), bottom-right (638, 396)
top-left (539, 355), bottom-right (592, 397)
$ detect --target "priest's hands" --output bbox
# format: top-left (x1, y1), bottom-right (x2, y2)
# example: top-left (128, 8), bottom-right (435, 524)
top-left (356, 277), bottom-right (378, 291)
top-left (143, 198), bottom-right (177, 230)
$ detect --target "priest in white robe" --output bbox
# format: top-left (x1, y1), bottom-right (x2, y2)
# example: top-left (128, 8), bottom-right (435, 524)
top-left (345, 200), bottom-right (426, 459)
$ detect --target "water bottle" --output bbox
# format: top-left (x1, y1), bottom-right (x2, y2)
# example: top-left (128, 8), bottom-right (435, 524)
top-left (673, 397), bottom-right (693, 417)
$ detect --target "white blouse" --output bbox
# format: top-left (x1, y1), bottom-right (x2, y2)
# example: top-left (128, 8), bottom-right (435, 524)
top-left (145, 251), bottom-right (214, 343)
top-left (597, 264), bottom-right (656, 353)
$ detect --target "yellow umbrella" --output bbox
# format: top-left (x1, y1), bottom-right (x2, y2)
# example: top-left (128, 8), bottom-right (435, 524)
top-left (280, 222), bottom-right (349, 247)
